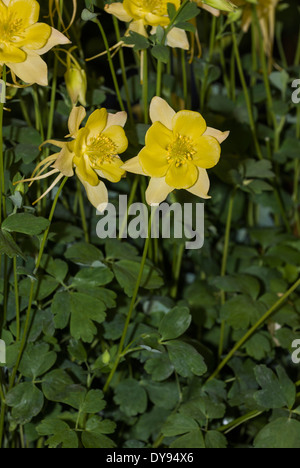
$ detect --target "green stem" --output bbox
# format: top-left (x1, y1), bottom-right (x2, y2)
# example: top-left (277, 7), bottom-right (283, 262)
top-left (200, 15), bottom-right (217, 111)
top-left (77, 179), bottom-right (89, 243)
top-left (218, 410), bottom-right (263, 434)
top-left (231, 22), bottom-right (263, 160)
top-left (104, 210), bottom-right (155, 393)
top-left (181, 50), bottom-right (188, 107)
top-left (207, 276), bottom-right (300, 382)
top-left (0, 64), bottom-right (7, 223)
top-left (293, 106), bottom-right (300, 233)
top-left (119, 175), bottom-right (139, 240)
top-left (13, 257), bottom-right (20, 342)
top-left (218, 189), bottom-right (236, 358)
top-left (142, 50), bottom-right (149, 124)
top-left (94, 19), bottom-right (125, 112)
top-left (156, 60), bottom-right (163, 98)
top-left (171, 244), bottom-right (185, 299)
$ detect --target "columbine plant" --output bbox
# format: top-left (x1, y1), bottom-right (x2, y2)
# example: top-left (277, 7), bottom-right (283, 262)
top-left (123, 97), bottom-right (229, 205)
top-left (23, 106), bottom-right (128, 209)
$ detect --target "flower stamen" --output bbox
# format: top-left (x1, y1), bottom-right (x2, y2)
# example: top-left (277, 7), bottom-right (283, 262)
top-left (166, 134), bottom-right (196, 168)
top-left (86, 135), bottom-right (118, 169)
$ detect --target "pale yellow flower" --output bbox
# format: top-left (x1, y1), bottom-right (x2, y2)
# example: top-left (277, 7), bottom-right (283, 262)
top-left (123, 97), bottom-right (229, 205)
top-left (22, 107), bottom-right (128, 210)
top-left (194, 0), bottom-right (236, 17)
top-left (105, 0), bottom-right (189, 50)
top-left (0, 0), bottom-right (70, 86)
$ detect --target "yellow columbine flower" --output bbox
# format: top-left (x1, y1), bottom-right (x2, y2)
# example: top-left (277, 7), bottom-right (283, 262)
top-left (22, 107), bottom-right (128, 210)
top-left (105, 0), bottom-right (189, 50)
top-left (194, 0), bottom-right (235, 16)
top-left (122, 97), bottom-right (229, 205)
top-left (0, 0), bottom-right (70, 86)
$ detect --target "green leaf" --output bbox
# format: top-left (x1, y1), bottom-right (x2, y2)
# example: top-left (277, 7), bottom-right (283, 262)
top-left (114, 379), bottom-right (148, 416)
top-left (113, 259), bottom-right (163, 297)
top-left (151, 45), bottom-right (170, 64)
top-left (122, 31), bottom-right (149, 50)
top-left (142, 380), bottom-right (179, 410)
top-left (80, 390), bottom-right (106, 413)
top-left (52, 291), bottom-right (71, 329)
top-left (67, 339), bottom-right (87, 362)
top-left (173, 2), bottom-right (200, 23)
top-left (144, 353), bottom-right (174, 381)
top-left (221, 295), bottom-right (266, 330)
top-left (65, 242), bottom-right (104, 266)
top-left (37, 419), bottom-right (78, 448)
top-left (166, 340), bottom-right (207, 378)
top-left (42, 369), bottom-right (74, 403)
top-left (82, 416), bottom-right (116, 448)
top-left (205, 431), bottom-right (228, 448)
top-left (70, 292), bottom-right (107, 343)
top-left (159, 306), bottom-right (191, 341)
top-left (71, 266), bottom-right (113, 289)
top-left (170, 430), bottom-right (205, 449)
top-left (6, 382), bottom-right (44, 424)
top-left (167, 2), bottom-right (177, 19)
top-left (211, 274), bottom-right (261, 300)
top-left (254, 365), bottom-right (296, 409)
top-left (2, 213), bottom-right (50, 236)
top-left (19, 343), bottom-right (56, 379)
top-left (254, 418), bottom-right (300, 448)
top-left (0, 229), bottom-right (25, 259)
top-left (162, 414), bottom-right (198, 437)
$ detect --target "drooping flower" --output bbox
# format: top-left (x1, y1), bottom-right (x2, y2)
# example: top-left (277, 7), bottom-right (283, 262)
top-left (21, 107), bottom-right (128, 210)
top-left (105, 0), bottom-right (189, 50)
top-left (0, 0), bottom-right (70, 86)
top-left (122, 97), bottom-right (229, 205)
top-left (194, 0), bottom-right (236, 17)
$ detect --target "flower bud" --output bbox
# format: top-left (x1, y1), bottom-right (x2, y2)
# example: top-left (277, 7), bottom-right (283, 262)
top-left (65, 65), bottom-right (87, 107)
top-left (102, 350), bottom-right (110, 365)
top-left (200, 0), bottom-right (236, 12)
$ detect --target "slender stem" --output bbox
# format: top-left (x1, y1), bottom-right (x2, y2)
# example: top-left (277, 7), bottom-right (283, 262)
top-left (200, 15), bottom-right (217, 111)
top-left (0, 64), bottom-right (7, 224)
top-left (94, 19), bottom-right (125, 112)
top-left (231, 22), bottom-right (263, 160)
top-left (218, 189), bottom-right (236, 358)
top-left (104, 210), bottom-right (155, 393)
top-left (207, 276), bottom-right (300, 382)
top-left (13, 257), bottom-right (20, 342)
top-left (156, 60), bottom-right (163, 98)
top-left (171, 244), bottom-right (185, 299)
top-left (218, 410), bottom-right (263, 434)
top-left (181, 50), bottom-right (188, 107)
top-left (77, 179), bottom-right (89, 243)
top-left (142, 50), bottom-right (149, 125)
top-left (294, 27), bottom-right (300, 66)
top-left (293, 106), bottom-right (300, 233)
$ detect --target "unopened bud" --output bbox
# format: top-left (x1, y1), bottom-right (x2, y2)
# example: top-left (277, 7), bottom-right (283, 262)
top-left (201, 0), bottom-right (236, 12)
top-left (65, 66), bottom-right (87, 107)
top-left (102, 350), bottom-right (110, 365)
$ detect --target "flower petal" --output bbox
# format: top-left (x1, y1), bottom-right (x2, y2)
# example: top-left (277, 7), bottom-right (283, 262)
top-left (102, 126), bottom-right (128, 154)
top-left (187, 168), bottom-right (211, 199)
top-left (166, 27), bottom-right (189, 50)
top-left (172, 110), bottom-right (207, 138)
top-left (52, 144), bottom-right (74, 177)
top-left (86, 108), bottom-right (108, 140)
top-left (149, 97), bottom-right (175, 130)
top-left (74, 127), bottom-right (89, 158)
top-left (122, 156), bottom-right (146, 175)
top-left (144, 12), bottom-right (170, 26)
top-left (105, 2), bottom-right (132, 22)
top-left (193, 135), bottom-right (221, 169)
top-left (8, 0), bottom-right (40, 28)
top-left (96, 156), bottom-right (125, 183)
top-left (145, 121), bottom-right (173, 149)
top-left (34, 27), bottom-right (70, 55)
top-left (146, 177), bottom-right (174, 206)
top-left (203, 127), bottom-right (230, 144)
top-left (105, 111), bottom-right (127, 130)
top-left (7, 52), bottom-right (48, 85)
top-left (165, 161), bottom-right (198, 189)
top-left (75, 153), bottom-right (98, 187)
top-left (16, 23), bottom-right (52, 50)
top-left (129, 19), bottom-right (147, 36)
top-left (67, 106), bottom-right (86, 138)
top-left (0, 43), bottom-right (26, 63)
top-left (77, 171), bottom-right (108, 212)
top-left (138, 145), bottom-right (169, 177)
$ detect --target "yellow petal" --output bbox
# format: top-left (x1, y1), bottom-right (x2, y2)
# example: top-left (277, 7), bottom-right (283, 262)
top-left (144, 12), bottom-right (170, 26)
top-left (75, 153), bottom-right (98, 186)
top-left (105, 111), bottom-right (127, 130)
top-left (165, 161), bottom-right (198, 189)
top-left (52, 145), bottom-right (74, 177)
top-left (16, 23), bottom-right (51, 50)
top-left (96, 156), bottom-right (125, 183)
top-left (67, 106), bottom-right (86, 138)
top-left (187, 168), bottom-right (211, 199)
top-left (0, 43), bottom-right (26, 63)
top-left (102, 126), bottom-right (128, 154)
top-left (7, 52), bottom-right (47, 85)
top-left (145, 177), bottom-right (174, 206)
top-left (86, 108), bottom-right (108, 140)
top-left (203, 127), bottom-right (229, 144)
top-left (35, 27), bottom-right (71, 55)
top-left (172, 110), bottom-right (206, 139)
top-left (193, 135), bottom-right (221, 169)
top-left (105, 2), bottom-right (132, 22)
top-left (145, 121), bottom-right (173, 149)
top-left (129, 19), bottom-right (147, 36)
top-left (149, 97), bottom-right (175, 130)
top-left (122, 156), bottom-right (146, 175)
top-left (166, 27), bottom-right (189, 50)
top-left (138, 146), bottom-right (169, 177)
top-left (74, 127), bottom-right (89, 158)
top-left (8, 0), bottom-right (40, 28)
top-left (77, 171), bottom-right (108, 211)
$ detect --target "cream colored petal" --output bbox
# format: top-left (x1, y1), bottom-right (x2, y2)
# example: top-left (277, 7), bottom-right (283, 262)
top-left (7, 52), bottom-right (48, 85)
top-left (105, 2), bottom-right (132, 22)
top-left (166, 27), bottom-right (189, 50)
top-left (67, 106), bottom-right (86, 138)
top-left (122, 156), bottom-right (147, 175)
top-left (35, 27), bottom-right (71, 55)
top-left (40, 139), bottom-right (66, 150)
top-left (105, 111), bottom-right (127, 130)
top-left (52, 145), bottom-right (74, 177)
top-left (77, 171), bottom-right (108, 212)
top-left (145, 177), bottom-right (174, 206)
top-left (200, 4), bottom-right (220, 16)
top-left (129, 19), bottom-right (148, 37)
top-left (149, 97), bottom-right (176, 130)
top-left (187, 168), bottom-right (211, 199)
top-left (203, 127), bottom-right (230, 144)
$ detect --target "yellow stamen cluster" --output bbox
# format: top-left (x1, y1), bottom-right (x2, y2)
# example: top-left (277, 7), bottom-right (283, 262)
top-left (132, 0), bottom-right (167, 15)
top-left (0, 14), bottom-right (23, 44)
top-left (86, 135), bottom-right (117, 169)
top-left (166, 134), bottom-right (196, 168)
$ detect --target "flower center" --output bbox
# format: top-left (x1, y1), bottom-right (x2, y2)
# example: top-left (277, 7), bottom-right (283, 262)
top-left (0, 12), bottom-right (24, 44)
top-left (133, 0), bottom-right (167, 16)
top-left (166, 134), bottom-right (196, 168)
top-left (86, 134), bottom-right (117, 169)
